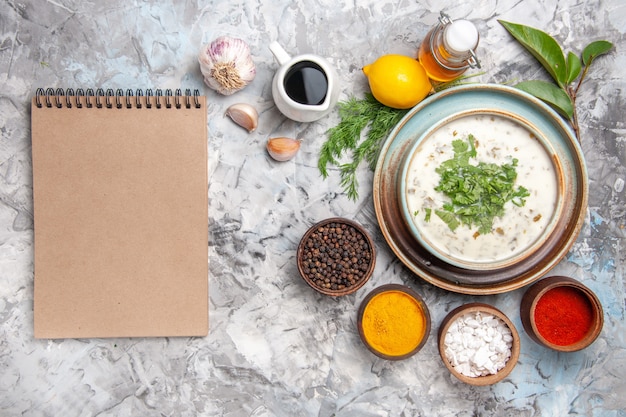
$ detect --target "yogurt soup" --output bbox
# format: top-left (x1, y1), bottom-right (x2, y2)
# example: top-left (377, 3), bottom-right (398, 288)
top-left (404, 114), bottom-right (561, 268)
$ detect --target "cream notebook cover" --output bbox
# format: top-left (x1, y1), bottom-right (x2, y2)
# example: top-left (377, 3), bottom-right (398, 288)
top-left (31, 88), bottom-right (208, 338)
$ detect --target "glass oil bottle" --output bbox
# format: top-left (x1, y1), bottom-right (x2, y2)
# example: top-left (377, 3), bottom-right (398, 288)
top-left (418, 12), bottom-right (481, 82)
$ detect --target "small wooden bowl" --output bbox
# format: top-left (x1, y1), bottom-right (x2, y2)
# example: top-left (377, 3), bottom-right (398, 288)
top-left (297, 217), bottom-right (376, 296)
top-left (438, 303), bottom-right (520, 385)
top-left (357, 284), bottom-right (431, 360)
top-left (520, 276), bottom-right (603, 352)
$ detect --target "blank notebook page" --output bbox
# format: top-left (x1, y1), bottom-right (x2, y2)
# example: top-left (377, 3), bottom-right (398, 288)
top-left (31, 90), bottom-right (208, 338)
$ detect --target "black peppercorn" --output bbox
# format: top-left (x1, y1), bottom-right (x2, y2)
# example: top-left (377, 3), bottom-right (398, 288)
top-left (299, 220), bottom-right (374, 293)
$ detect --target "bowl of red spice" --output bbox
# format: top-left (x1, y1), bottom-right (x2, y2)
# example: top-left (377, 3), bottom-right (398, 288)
top-left (520, 276), bottom-right (604, 352)
top-left (297, 217), bottom-right (376, 296)
top-left (357, 284), bottom-right (431, 360)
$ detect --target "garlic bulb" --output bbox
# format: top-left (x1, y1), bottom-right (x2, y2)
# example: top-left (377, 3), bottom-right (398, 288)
top-left (267, 137), bottom-right (301, 161)
top-left (226, 103), bottom-right (258, 132)
top-left (199, 36), bottom-right (256, 95)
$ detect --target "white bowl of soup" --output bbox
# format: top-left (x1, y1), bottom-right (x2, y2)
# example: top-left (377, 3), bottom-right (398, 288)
top-left (398, 112), bottom-right (563, 271)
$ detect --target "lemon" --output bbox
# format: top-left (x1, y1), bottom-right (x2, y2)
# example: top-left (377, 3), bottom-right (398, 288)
top-left (362, 54), bottom-right (431, 109)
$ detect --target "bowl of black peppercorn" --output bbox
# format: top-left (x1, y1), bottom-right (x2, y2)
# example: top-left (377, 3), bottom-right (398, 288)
top-left (297, 217), bottom-right (376, 296)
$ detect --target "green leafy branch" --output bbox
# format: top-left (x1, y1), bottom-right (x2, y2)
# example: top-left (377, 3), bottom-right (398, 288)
top-left (499, 20), bottom-right (613, 142)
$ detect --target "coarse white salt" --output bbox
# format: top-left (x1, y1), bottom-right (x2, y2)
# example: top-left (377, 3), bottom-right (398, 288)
top-left (443, 311), bottom-right (512, 378)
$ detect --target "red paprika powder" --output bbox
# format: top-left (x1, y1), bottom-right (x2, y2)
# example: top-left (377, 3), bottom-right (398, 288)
top-left (534, 286), bottom-right (594, 346)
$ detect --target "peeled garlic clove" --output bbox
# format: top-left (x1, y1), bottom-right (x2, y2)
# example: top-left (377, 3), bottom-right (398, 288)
top-left (226, 103), bottom-right (258, 132)
top-left (267, 137), bottom-right (301, 161)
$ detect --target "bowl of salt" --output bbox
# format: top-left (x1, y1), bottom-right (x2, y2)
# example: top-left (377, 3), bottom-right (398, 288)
top-left (438, 303), bottom-right (520, 385)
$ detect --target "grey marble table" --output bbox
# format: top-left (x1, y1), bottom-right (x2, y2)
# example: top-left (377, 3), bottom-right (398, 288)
top-left (1, 0), bottom-right (625, 416)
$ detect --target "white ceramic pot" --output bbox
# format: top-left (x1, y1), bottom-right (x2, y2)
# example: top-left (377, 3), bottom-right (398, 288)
top-left (269, 42), bottom-right (340, 123)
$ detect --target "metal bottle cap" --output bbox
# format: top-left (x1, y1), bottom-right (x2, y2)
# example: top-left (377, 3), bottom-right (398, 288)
top-left (432, 12), bottom-right (481, 70)
top-left (444, 20), bottom-right (479, 53)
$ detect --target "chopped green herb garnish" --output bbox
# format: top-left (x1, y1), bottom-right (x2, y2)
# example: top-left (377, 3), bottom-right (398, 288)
top-left (434, 135), bottom-right (530, 235)
top-left (435, 209), bottom-right (460, 231)
top-left (424, 207), bottom-right (432, 222)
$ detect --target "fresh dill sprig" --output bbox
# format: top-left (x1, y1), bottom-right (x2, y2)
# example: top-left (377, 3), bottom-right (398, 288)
top-left (319, 73), bottom-right (484, 201)
top-left (432, 72), bottom-right (486, 92)
top-left (319, 94), bottom-right (408, 200)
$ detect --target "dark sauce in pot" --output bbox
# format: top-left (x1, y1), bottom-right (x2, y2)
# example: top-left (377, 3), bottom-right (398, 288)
top-left (284, 61), bottom-right (328, 105)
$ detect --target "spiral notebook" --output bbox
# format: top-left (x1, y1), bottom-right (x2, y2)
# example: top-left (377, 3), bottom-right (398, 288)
top-left (31, 88), bottom-right (208, 339)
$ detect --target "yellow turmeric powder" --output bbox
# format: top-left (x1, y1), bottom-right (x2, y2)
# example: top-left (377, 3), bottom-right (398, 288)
top-left (361, 290), bottom-right (427, 357)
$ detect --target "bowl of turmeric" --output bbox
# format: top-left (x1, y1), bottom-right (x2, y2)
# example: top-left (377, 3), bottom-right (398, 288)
top-left (357, 284), bottom-right (431, 360)
top-left (520, 276), bottom-right (604, 352)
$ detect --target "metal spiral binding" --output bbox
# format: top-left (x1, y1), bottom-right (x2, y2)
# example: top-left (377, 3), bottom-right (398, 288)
top-left (35, 88), bottom-right (202, 109)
